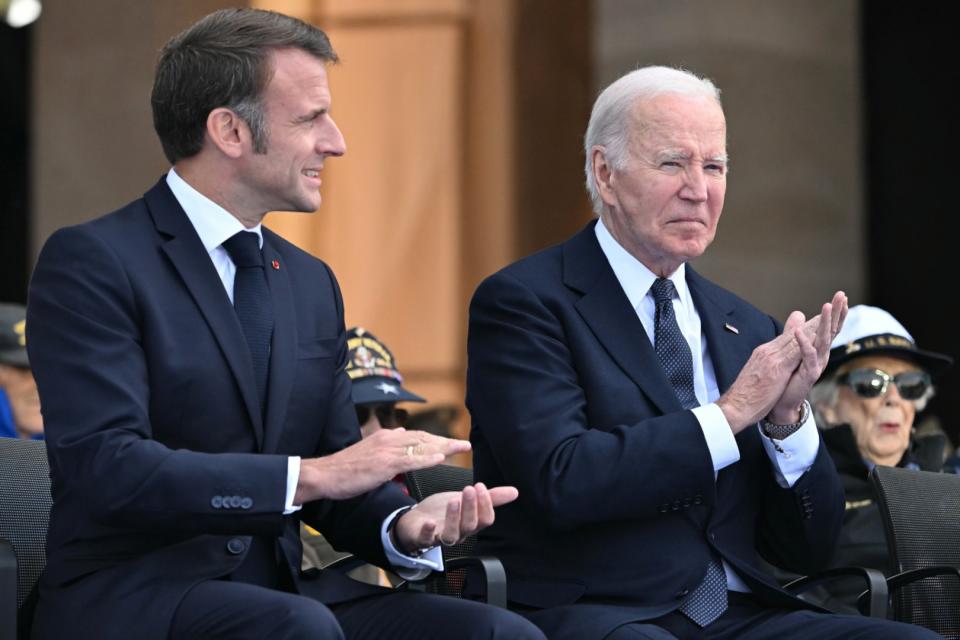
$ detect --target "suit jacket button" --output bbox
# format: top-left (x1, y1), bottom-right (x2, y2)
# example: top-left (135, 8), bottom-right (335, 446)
top-left (226, 538), bottom-right (246, 555)
top-left (682, 498), bottom-right (692, 508)
top-left (671, 501), bottom-right (681, 511)
top-left (694, 495), bottom-right (703, 505)
top-left (658, 504), bottom-right (669, 513)
top-left (229, 495), bottom-right (243, 508)
top-left (676, 587), bottom-right (690, 599)
top-left (211, 496), bottom-right (223, 509)
top-left (240, 497), bottom-right (253, 510)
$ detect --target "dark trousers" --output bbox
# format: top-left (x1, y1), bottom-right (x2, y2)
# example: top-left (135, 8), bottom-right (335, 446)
top-left (521, 592), bottom-right (942, 640)
top-left (169, 580), bottom-right (546, 640)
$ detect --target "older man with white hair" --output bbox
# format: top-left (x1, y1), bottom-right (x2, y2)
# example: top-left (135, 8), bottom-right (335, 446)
top-left (465, 66), bottom-right (939, 639)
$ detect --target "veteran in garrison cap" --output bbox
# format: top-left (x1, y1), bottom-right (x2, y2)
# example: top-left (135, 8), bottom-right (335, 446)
top-left (346, 327), bottom-right (426, 438)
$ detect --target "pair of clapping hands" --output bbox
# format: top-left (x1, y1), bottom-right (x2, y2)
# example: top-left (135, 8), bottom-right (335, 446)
top-left (718, 291), bottom-right (849, 434)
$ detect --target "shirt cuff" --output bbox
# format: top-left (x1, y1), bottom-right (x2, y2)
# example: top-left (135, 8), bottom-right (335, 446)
top-left (693, 403), bottom-right (740, 472)
top-left (283, 456), bottom-right (302, 515)
top-left (380, 507), bottom-right (444, 580)
top-left (759, 409), bottom-right (820, 488)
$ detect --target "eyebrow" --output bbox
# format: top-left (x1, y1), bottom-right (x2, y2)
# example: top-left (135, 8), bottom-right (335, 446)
top-left (293, 108), bottom-right (327, 124)
top-left (657, 150), bottom-right (730, 165)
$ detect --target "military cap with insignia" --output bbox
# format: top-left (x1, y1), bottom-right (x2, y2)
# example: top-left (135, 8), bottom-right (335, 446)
top-left (345, 327), bottom-right (426, 405)
top-left (822, 304), bottom-right (952, 379)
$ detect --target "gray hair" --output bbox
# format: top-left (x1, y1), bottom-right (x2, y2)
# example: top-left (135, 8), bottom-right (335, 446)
top-left (583, 66), bottom-right (722, 215)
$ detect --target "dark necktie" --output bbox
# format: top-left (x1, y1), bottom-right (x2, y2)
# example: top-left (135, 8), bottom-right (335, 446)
top-left (650, 277), bottom-right (727, 627)
top-left (222, 231), bottom-right (273, 413)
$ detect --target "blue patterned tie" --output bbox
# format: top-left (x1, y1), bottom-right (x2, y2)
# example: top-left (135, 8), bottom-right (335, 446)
top-left (650, 278), bottom-right (727, 627)
top-left (223, 231), bottom-right (273, 413)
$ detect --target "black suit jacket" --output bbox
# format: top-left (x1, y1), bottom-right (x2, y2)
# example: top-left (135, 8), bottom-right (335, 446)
top-left (26, 178), bottom-right (411, 640)
top-left (466, 221), bottom-right (844, 635)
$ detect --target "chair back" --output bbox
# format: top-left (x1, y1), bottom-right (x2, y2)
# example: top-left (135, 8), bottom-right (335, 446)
top-left (871, 465), bottom-right (960, 637)
top-left (403, 464), bottom-right (475, 597)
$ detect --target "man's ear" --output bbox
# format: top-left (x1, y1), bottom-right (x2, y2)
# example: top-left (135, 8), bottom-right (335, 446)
top-left (205, 107), bottom-right (248, 159)
top-left (592, 146), bottom-right (617, 207)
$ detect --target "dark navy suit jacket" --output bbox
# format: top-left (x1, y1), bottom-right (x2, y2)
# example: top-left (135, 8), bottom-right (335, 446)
top-left (26, 178), bottom-right (411, 640)
top-left (466, 221), bottom-right (844, 637)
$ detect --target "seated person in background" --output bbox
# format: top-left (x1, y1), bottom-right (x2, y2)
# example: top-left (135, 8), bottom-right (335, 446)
top-left (0, 302), bottom-right (43, 440)
top-left (810, 304), bottom-right (954, 611)
top-left (302, 327), bottom-right (426, 580)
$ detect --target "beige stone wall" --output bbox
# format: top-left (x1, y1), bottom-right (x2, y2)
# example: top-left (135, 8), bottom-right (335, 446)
top-left (594, 0), bottom-right (865, 321)
top-left (31, 0), bottom-right (238, 253)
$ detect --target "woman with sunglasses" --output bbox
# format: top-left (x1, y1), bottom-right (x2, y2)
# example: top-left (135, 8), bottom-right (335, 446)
top-left (808, 305), bottom-right (954, 611)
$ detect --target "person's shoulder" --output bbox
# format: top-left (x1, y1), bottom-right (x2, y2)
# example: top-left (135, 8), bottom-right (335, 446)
top-left (40, 191), bottom-right (154, 256)
top-left (480, 225), bottom-right (589, 290)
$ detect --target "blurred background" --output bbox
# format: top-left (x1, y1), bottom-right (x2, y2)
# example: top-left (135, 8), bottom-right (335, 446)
top-left (1, 0), bottom-right (955, 448)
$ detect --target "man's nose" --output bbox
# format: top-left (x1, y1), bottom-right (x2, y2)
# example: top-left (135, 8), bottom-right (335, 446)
top-left (679, 166), bottom-right (708, 201)
top-left (320, 116), bottom-right (346, 158)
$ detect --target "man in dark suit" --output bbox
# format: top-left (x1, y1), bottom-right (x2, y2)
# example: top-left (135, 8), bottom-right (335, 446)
top-left (26, 9), bottom-right (543, 640)
top-left (466, 66), bottom-right (938, 639)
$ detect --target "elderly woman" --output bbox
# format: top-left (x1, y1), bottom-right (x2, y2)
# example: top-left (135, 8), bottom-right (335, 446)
top-left (810, 305), bottom-right (954, 609)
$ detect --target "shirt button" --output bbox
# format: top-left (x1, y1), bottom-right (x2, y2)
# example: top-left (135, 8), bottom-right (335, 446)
top-left (226, 538), bottom-right (246, 555)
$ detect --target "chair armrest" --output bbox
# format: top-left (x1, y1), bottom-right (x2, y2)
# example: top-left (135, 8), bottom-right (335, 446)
top-left (783, 566), bottom-right (888, 618)
top-left (887, 565), bottom-right (960, 594)
top-left (1, 539), bottom-right (17, 640)
top-left (443, 556), bottom-right (507, 609)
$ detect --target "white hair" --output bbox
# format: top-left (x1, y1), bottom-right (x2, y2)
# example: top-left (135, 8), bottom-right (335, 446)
top-left (583, 66), bottom-right (722, 215)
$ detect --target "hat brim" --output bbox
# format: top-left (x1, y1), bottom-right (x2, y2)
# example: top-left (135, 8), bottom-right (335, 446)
top-left (824, 344), bottom-right (954, 379)
top-left (0, 349), bottom-right (29, 368)
top-left (350, 376), bottom-right (426, 406)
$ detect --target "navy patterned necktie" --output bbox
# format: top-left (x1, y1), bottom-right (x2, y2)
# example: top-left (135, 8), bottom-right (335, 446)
top-left (650, 277), bottom-right (727, 627)
top-left (223, 231), bottom-right (273, 413)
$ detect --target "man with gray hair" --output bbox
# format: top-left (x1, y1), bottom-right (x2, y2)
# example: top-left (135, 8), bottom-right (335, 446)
top-left (466, 66), bottom-right (937, 638)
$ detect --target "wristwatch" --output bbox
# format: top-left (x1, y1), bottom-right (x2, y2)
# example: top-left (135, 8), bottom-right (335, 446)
top-left (760, 399), bottom-right (811, 441)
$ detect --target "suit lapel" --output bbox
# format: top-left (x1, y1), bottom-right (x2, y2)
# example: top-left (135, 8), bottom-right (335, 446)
top-left (261, 234), bottom-right (296, 454)
top-left (146, 179), bottom-right (265, 448)
top-left (564, 222), bottom-right (683, 416)
top-left (687, 268), bottom-right (740, 393)
top-left (687, 268), bottom-right (751, 496)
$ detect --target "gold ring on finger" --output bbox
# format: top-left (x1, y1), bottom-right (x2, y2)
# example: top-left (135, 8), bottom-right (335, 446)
top-left (405, 445), bottom-right (414, 457)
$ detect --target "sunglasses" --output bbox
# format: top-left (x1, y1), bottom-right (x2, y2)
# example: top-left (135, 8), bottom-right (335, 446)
top-left (356, 405), bottom-right (409, 428)
top-left (837, 368), bottom-right (931, 401)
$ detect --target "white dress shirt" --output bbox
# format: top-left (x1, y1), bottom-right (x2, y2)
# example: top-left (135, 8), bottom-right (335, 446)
top-left (166, 169), bottom-right (441, 576)
top-left (594, 218), bottom-right (819, 591)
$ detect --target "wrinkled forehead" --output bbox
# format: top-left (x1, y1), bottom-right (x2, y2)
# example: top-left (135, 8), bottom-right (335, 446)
top-left (629, 93), bottom-right (727, 152)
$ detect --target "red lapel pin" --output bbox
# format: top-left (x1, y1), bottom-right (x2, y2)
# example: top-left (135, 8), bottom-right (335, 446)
top-left (271, 259), bottom-right (280, 270)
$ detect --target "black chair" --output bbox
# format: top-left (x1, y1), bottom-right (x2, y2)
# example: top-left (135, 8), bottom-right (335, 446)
top-left (402, 463), bottom-right (506, 608)
top-left (871, 465), bottom-right (960, 638)
top-left (0, 438), bottom-right (52, 640)
top-left (325, 464), bottom-right (507, 607)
